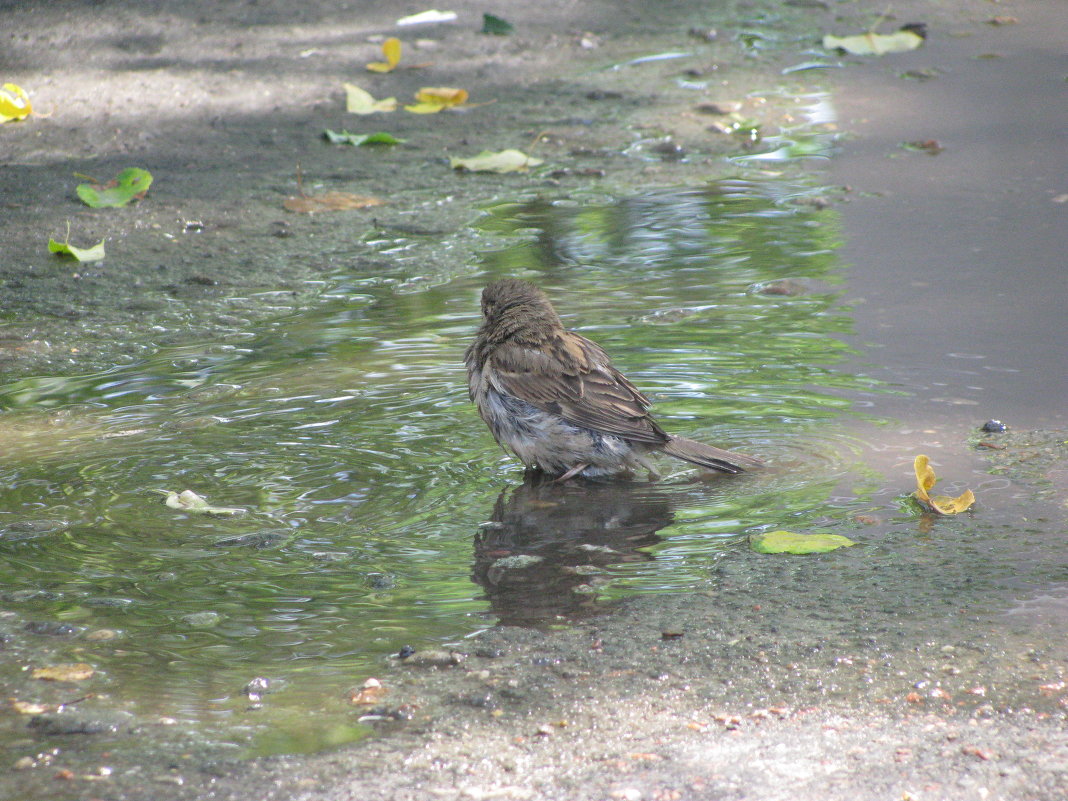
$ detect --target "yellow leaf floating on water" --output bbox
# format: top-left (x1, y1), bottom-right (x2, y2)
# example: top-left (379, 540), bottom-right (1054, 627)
top-left (367, 37), bottom-right (402, 73)
top-left (12, 700), bottom-right (49, 715)
top-left (0, 82), bottom-right (32, 122)
top-left (405, 86), bottom-right (468, 114)
top-left (450, 149), bottom-right (543, 173)
top-left (749, 530), bottom-right (856, 555)
top-left (344, 83), bottom-right (397, 114)
top-left (33, 663), bottom-right (95, 682)
top-left (913, 454), bottom-right (975, 515)
top-left (823, 29), bottom-right (924, 56)
top-left (161, 489), bottom-right (246, 516)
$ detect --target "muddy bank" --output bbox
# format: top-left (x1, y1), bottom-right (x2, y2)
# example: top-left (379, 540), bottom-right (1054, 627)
top-left (3, 0), bottom-right (821, 377)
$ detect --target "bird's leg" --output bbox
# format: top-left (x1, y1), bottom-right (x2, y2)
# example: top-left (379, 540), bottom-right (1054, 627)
top-left (555, 462), bottom-right (590, 482)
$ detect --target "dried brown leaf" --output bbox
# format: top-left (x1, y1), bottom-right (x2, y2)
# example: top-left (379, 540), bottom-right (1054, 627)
top-left (284, 192), bottom-right (385, 213)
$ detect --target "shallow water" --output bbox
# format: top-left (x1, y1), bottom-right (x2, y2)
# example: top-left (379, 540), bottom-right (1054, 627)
top-left (0, 178), bottom-right (897, 757)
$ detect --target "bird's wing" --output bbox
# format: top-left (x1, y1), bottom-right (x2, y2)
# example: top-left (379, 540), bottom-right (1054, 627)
top-left (486, 331), bottom-right (669, 444)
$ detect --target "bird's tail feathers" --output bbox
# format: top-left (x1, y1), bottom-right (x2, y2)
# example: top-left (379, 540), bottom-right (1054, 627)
top-left (661, 436), bottom-right (763, 474)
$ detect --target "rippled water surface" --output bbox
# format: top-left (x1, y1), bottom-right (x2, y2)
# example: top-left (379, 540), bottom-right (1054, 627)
top-left (0, 180), bottom-right (932, 756)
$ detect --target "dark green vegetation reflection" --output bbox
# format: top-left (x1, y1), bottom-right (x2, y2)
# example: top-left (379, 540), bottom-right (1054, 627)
top-left (0, 181), bottom-right (882, 758)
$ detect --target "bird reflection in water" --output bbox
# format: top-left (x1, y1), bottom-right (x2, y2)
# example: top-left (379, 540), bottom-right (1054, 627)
top-left (472, 473), bottom-right (676, 626)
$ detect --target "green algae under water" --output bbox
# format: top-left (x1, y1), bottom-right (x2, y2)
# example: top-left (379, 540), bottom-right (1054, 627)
top-left (0, 181), bottom-right (886, 758)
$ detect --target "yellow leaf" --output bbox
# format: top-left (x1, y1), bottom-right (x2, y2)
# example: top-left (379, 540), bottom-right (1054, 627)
top-left (912, 454), bottom-right (975, 515)
top-left (367, 37), bottom-right (402, 73)
top-left (344, 83), bottom-right (397, 114)
top-left (12, 701), bottom-right (49, 715)
top-left (823, 30), bottom-right (924, 56)
top-left (32, 663), bottom-right (95, 682)
top-left (0, 82), bottom-right (32, 122)
top-left (404, 86), bottom-right (468, 114)
top-left (449, 149), bottom-right (544, 173)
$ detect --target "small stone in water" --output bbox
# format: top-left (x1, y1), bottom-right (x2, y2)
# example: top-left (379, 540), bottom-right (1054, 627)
top-left (85, 629), bottom-right (119, 641)
top-left (397, 645), bottom-right (416, 659)
top-left (401, 649), bottom-right (463, 668)
top-left (244, 677), bottom-right (270, 701)
top-left (180, 611), bottom-right (222, 627)
top-left (752, 278), bottom-right (810, 296)
top-left (25, 622), bottom-right (78, 637)
top-left (980, 419), bottom-right (1007, 433)
top-left (27, 712), bottom-right (126, 735)
top-left (651, 141), bottom-right (686, 160)
top-left (366, 573), bottom-right (396, 590)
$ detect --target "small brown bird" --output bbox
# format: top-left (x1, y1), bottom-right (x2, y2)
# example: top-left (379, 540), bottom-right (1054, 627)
top-left (465, 278), bottom-right (762, 480)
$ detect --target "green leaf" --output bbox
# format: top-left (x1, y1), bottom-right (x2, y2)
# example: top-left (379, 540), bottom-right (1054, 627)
top-left (749, 529), bottom-right (856, 555)
top-left (48, 224), bottom-right (105, 262)
top-left (76, 167), bottom-right (153, 208)
top-left (324, 129), bottom-right (404, 146)
top-left (160, 489), bottom-right (246, 517)
top-left (481, 13), bottom-right (514, 35)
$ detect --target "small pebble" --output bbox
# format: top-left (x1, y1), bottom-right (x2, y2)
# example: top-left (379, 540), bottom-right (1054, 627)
top-left (244, 677), bottom-right (270, 701)
top-left (401, 649), bottom-right (463, 668)
top-left (85, 629), bottom-right (119, 641)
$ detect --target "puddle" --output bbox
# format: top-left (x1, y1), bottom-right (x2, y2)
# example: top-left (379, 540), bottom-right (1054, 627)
top-left (1, 176), bottom-right (1065, 770)
top-left (0, 179), bottom-right (889, 760)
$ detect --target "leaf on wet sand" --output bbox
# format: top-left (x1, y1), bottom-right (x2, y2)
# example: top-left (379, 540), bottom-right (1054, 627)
top-left (481, 13), bottom-right (515, 35)
top-left (396, 9), bottom-right (457, 26)
top-left (324, 129), bottom-right (404, 146)
top-left (405, 86), bottom-right (469, 114)
top-left (32, 663), bottom-right (95, 682)
top-left (48, 238), bottom-right (105, 262)
top-left (367, 37), bottom-right (402, 73)
top-left (284, 191), bottom-right (385, 213)
top-left (76, 168), bottom-right (153, 208)
top-left (12, 700), bottom-right (50, 715)
top-left (902, 139), bottom-right (943, 155)
top-left (161, 489), bottom-right (246, 516)
top-left (344, 83), bottom-right (397, 114)
top-left (912, 455), bottom-right (975, 515)
top-left (749, 529), bottom-right (856, 554)
top-left (0, 82), bottom-right (32, 122)
top-left (823, 29), bottom-right (924, 56)
top-left (48, 222), bottom-right (105, 262)
top-left (450, 149), bottom-right (543, 173)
